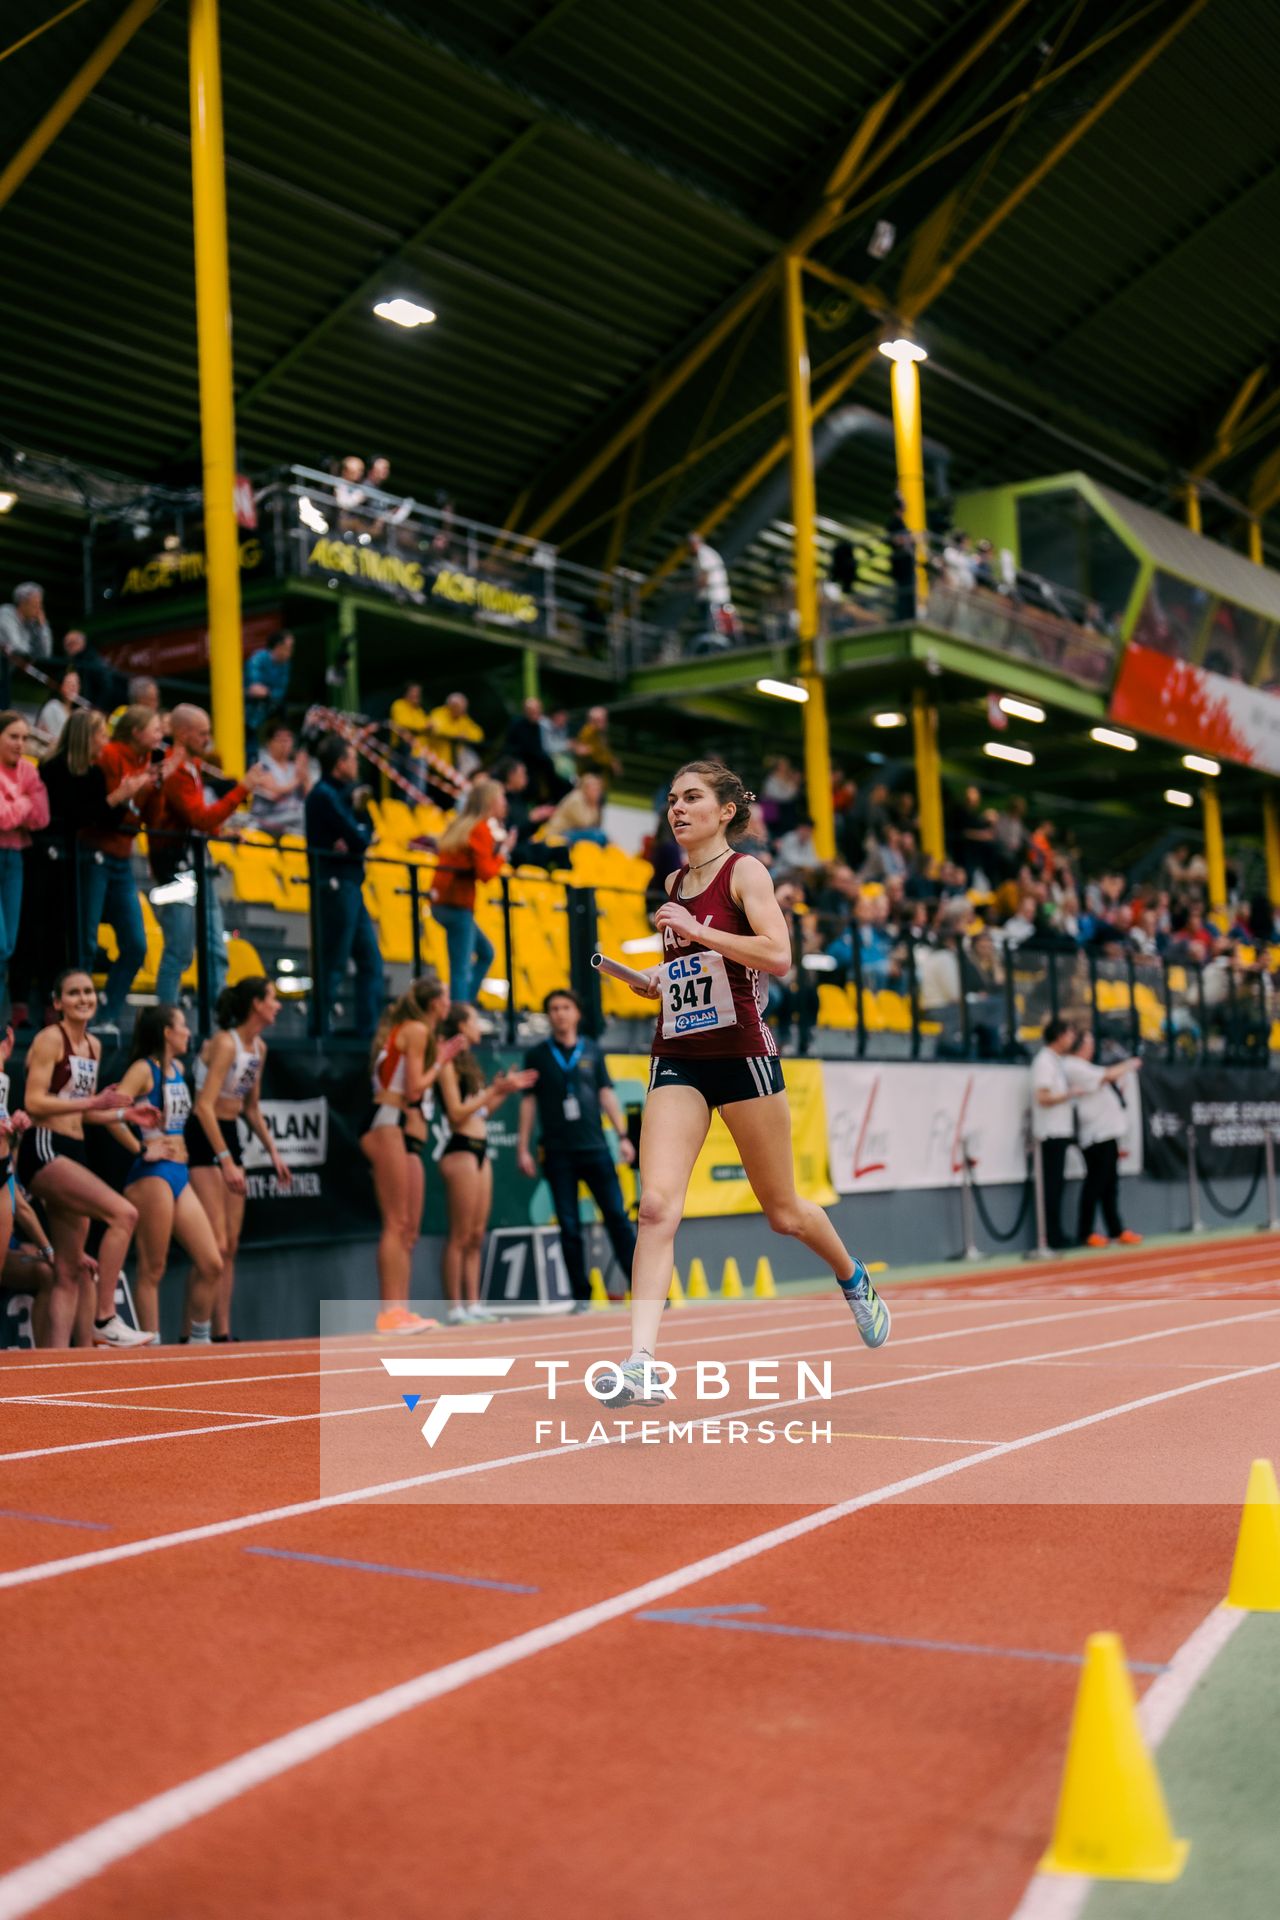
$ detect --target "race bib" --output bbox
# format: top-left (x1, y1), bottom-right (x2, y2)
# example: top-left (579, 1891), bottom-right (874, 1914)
top-left (659, 950), bottom-right (737, 1040)
top-left (67, 1054), bottom-right (98, 1099)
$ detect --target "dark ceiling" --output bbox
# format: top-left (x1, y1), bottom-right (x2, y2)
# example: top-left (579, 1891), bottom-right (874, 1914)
top-left (4, 0), bottom-right (1280, 626)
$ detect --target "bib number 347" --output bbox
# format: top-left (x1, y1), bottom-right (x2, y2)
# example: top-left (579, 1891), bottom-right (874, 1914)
top-left (660, 950), bottom-right (737, 1039)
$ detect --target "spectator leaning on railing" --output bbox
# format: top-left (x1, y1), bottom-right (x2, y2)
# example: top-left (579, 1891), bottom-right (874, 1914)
top-left (249, 721), bottom-right (308, 839)
top-left (304, 733), bottom-right (382, 1038)
top-left (80, 703), bottom-right (164, 1028)
top-left (150, 704), bottom-right (262, 1006)
top-left (57, 630), bottom-right (121, 712)
top-left (0, 583), bottom-right (53, 706)
top-left (243, 629), bottom-right (294, 742)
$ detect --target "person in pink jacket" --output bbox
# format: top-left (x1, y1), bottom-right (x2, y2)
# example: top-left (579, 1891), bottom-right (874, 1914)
top-left (0, 711), bottom-right (51, 1013)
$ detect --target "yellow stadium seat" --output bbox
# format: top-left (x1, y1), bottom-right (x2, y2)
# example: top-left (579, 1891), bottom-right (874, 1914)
top-left (276, 835), bottom-right (311, 914)
top-left (817, 983), bottom-right (855, 1029)
top-left (364, 861), bottom-right (417, 966)
top-left (221, 833), bottom-right (286, 909)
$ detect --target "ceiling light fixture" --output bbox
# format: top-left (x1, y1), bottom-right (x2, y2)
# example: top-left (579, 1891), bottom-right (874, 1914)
top-left (997, 695), bottom-right (1045, 723)
top-left (1090, 726), bottom-right (1137, 752)
top-left (1164, 789), bottom-right (1194, 808)
top-left (983, 741), bottom-right (1034, 766)
top-left (871, 710), bottom-right (907, 728)
top-left (756, 679), bottom-right (809, 703)
top-left (878, 336), bottom-right (927, 364)
top-left (0, 492), bottom-right (16, 514)
top-left (373, 297), bottom-right (436, 329)
top-left (1182, 753), bottom-right (1220, 777)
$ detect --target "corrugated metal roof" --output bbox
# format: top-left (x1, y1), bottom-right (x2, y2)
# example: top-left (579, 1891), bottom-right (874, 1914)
top-left (1093, 480), bottom-right (1280, 624)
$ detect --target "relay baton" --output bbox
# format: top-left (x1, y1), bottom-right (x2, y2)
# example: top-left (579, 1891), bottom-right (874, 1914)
top-left (591, 951), bottom-right (655, 994)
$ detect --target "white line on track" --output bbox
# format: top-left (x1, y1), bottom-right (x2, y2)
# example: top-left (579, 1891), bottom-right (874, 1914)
top-left (0, 1299), bottom-right (1186, 1461)
top-left (0, 1372), bottom-right (1269, 1920)
top-left (3, 1400), bottom-right (292, 1421)
top-left (1007, 1603), bottom-right (1247, 1920)
top-left (1, 1304), bottom-right (1276, 1570)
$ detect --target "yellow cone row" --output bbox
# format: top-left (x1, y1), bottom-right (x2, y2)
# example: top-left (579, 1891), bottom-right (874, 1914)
top-left (1039, 1457), bottom-right (1280, 1887)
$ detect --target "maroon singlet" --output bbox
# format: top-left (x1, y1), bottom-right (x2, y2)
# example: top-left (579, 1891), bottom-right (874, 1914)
top-left (651, 850), bottom-right (776, 1061)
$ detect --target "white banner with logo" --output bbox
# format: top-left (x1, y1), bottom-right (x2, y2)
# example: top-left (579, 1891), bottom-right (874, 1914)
top-left (823, 1063), bottom-right (1142, 1196)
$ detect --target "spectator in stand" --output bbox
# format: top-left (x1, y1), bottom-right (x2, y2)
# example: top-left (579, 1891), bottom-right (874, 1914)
top-left (426, 690), bottom-right (484, 777)
top-left (110, 675), bottom-right (161, 730)
top-left (150, 704), bottom-right (261, 1006)
top-left (429, 777), bottom-right (512, 1003)
top-left (243, 629), bottom-right (294, 742)
top-left (953, 784), bottom-right (997, 883)
top-left (886, 493), bottom-right (917, 621)
top-left (388, 680), bottom-right (430, 790)
top-left (941, 530), bottom-right (976, 590)
top-left (1063, 1031), bottom-right (1141, 1247)
top-left (0, 713), bottom-right (49, 1012)
top-left (961, 928), bottom-right (1005, 1057)
top-left (837, 893), bottom-right (895, 990)
top-left (842, 778), bottom-right (891, 868)
top-left (573, 705), bottom-right (621, 786)
top-left (1029, 818), bottom-right (1059, 880)
top-left (36, 712), bottom-right (145, 1005)
top-left (490, 758), bottom-right (563, 871)
top-left (999, 892), bottom-right (1041, 950)
top-left (36, 668), bottom-right (79, 746)
top-left (991, 794), bottom-right (1028, 881)
top-left (57, 630), bottom-right (120, 712)
top-left (503, 695), bottom-right (563, 803)
top-left (1030, 1015), bottom-right (1080, 1253)
top-left (542, 707), bottom-right (577, 787)
top-left (0, 583), bottom-right (53, 706)
top-left (81, 703), bottom-right (165, 1028)
top-left (974, 539), bottom-right (998, 591)
top-left (250, 722), bottom-right (309, 839)
top-left (688, 532), bottom-right (732, 636)
top-left (760, 754), bottom-right (803, 837)
top-left (774, 816), bottom-right (823, 880)
top-left (545, 772), bottom-right (608, 848)
top-left (334, 454), bottom-right (368, 534)
top-left (305, 734), bottom-right (382, 1038)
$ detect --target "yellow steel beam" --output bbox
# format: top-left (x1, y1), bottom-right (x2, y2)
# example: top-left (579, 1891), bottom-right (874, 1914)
top-left (0, 0), bottom-right (94, 68)
top-left (1264, 793), bottom-right (1280, 906)
top-left (1201, 781), bottom-right (1226, 910)
top-left (799, 256), bottom-right (890, 318)
top-left (910, 0), bottom-right (1210, 313)
top-left (820, 83), bottom-right (901, 204)
top-left (0, 0), bottom-right (162, 215)
top-left (889, 351), bottom-right (930, 613)
top-left (782, 257), bottom-right (835, 863)
top-left (1249, 443), bottom-right (1280, 519)
top-left (1194, 361), bottom-right (1269, 475)
top-left (189, 0), bottom-right (245, 776)
top-left (912, 689), bottom-right (945, 863)
top-left (523, 266), bottom-right (778, 543)
top-left (1248, 518), bottom-right (1264, 565)
top-left (1184, 484), bottom-right (1202, 535)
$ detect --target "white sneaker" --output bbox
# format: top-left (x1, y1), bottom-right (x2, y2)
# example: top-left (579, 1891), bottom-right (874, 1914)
top-left (445, 1305), bottom-right (470, 1326)
top-left (93, 1315), bottom-right (158, 1349)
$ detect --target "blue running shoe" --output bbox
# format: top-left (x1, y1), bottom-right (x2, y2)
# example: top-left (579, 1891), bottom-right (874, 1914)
top-left (599, 1351), bottom-right (667, 1410)
top-left (839, 1261), bottom-right (891, 1349)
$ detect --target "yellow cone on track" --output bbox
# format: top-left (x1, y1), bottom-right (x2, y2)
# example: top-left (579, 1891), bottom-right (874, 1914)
top-left (686, 1258), bottom-right (710, 1300)
top-left (721, 1257), bottom-right (744, 1299)
top-left (1039, 1632), bottom-right (1188, 1882)
top-left (589, 1267), bottom-right (609, 1307)
top-left (667, 1266), bottom-right (685, 1307)
top-left (752, 1256), bottom-right (777, 1298)
top-left (1226, 1457), bottom-right (1280, 1610)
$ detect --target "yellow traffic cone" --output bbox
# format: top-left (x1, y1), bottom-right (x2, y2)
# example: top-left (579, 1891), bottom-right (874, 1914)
top-left (686, 1257), bottom-right (710, 1300)
top-left (1227, 1458), bottom-right (1280, 1610)
top-left (721, 1257), bottom-right (744, 1299)
top-left (589, 1267), bottom-right (609, 1308)
top-left (667, 1266), bottom-right (686, 1307)
top-left (1039, 1632), bottom-right (1188, 1882)
top-left (752, 1256), bottom-right (777, 1299)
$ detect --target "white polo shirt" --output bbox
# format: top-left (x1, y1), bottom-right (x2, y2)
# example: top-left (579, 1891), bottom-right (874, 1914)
top-left (1062, 1055), bottom-right (1127, 1149)
top-left (1031, 1044), bottom-right (1075, 1141)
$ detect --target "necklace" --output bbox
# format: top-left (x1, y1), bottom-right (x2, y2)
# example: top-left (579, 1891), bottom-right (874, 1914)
top-left (685, 844), bottom-right (731, 876)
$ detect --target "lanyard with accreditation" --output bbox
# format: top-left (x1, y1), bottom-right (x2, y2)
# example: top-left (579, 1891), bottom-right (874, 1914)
top-left (548, 1039), bottom-right (585, 1122)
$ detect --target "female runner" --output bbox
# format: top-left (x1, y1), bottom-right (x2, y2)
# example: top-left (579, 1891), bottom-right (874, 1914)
top-left (361, 971), bottom-right (464, 1333)
top-left (605, 760), bottom-right (890, 1407)
top-left (114, 1004), bottom-right (224, 1342)
top-left (16, 969), bottom-right (158, 1347)
top-left (188, 976), bottom-right (291, 1339)
top-left (436, 1003), bottom-right (536, 1325)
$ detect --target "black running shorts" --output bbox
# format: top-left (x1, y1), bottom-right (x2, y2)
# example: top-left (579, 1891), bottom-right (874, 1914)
top-left (646, 1053), bottom-right (783, 1110)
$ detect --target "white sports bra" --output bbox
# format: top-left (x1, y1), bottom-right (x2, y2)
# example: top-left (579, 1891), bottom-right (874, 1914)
top-left (196, 1029), bottom-right (262, 1104)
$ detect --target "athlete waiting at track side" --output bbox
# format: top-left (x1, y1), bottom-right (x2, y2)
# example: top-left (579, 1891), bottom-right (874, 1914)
top-left (361, 972), bottom-right (466, 1335)
top-left (17, 969), bottom-right (159, 1347)
top-left (0, 1022), bottom-right (30, 1302)
top-left (436, 1003), bottom-right (537, 1326)
top-left (114, 1005), bottom-right (224, 1343)
top-left (188, 977), bottom-right (291, 1340)
top-left (605, 761), bottom-right (890, 1409)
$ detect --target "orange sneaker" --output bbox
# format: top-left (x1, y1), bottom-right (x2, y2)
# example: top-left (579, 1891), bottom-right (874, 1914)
top-left (375, 1306), bottom-right (438, 1335)
top-left (1116, 1230), bottom-right (1143, 1246)
top-left (1085, 1234), bottom-right (1109, 1248)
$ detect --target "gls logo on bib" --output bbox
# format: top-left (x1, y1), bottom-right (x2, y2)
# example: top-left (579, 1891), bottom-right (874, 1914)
top-left (660, 950), bottom-right (737, 1040)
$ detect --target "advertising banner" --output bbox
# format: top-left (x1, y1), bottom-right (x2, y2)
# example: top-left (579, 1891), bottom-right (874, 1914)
top-left (1109, 643), bottom-right (1280, 774)
top-left (824, 1062), bottom-right (1142, 1196)
top-left (1139, 1063), bottom-right (1280, 1180)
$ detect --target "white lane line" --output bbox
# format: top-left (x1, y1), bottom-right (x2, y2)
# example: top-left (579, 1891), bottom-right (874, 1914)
top-left (1, 1400), bottom-right (292, 1422)
top-left (0, 1300), bottom-right (1181, 1463)
top-left (2, 1305), bottom-right (1277, 1574)
top-left (1007, 1603), bottom-right (1247, 1920)
top-left (0, 1371), bottom-right (1271, 1920)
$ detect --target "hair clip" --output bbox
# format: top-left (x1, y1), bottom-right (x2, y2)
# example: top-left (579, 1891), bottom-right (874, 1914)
top-left (742, 789), bottom-right (757, 804)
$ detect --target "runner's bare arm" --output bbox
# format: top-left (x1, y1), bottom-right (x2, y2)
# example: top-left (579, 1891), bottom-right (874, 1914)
top-left (652, 855), bottom-right (791, 976)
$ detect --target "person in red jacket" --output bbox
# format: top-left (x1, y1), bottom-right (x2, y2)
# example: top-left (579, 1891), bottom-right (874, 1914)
top-left (150, 704), bottom-right (266, 1005)
top-left (429, 777), bottom-right (514, 1002)
top-left (80, 702), bottom-right (165, 1028)
top-left (0, 711), bottom-right (50, 1017)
